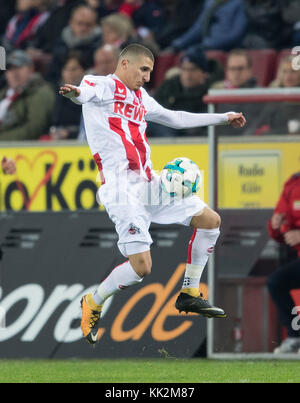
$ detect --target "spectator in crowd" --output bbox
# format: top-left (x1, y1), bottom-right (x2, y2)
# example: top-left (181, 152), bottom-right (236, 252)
top-left (147, 48), bottom-right (223, 137)
top-left (242, 0), bottom-right (291, 49)
top-left (212, 49), bottom-right (257, 89)
top-left (48, 52), bottom-right (86, 140)
top-left (46, 5), bottom-right (101, 84)
top-left (28, 0), bottom-right (84, 54)
top-left (212, 49), bottom-right (260, 136)
top-left (170, 0), bottom-right (247, 54)
top-left (2, 0), bottom-right (50, 52)
top-left (246, 56), bottom-right (300, 135)
top-left (101, 12), bottom-right (159, 55)
top-left (283, 0), bottom-right (300, 47)
top-left (155, 0), bottom-right (204, 49)
top-left (0, 50), bottom-right (55, 140)
top-left (101, 12), bottom-right (135, 48)
top-left (267, 171), bottom-right (300, 354)
top-left (269, 56), bottom-right (300, 89)
top-left (90, 44), bottom-right (119, 76)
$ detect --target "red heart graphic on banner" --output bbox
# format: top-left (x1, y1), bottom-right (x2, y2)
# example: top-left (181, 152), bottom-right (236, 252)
top-left (15, 150), bottom-right (58, 211)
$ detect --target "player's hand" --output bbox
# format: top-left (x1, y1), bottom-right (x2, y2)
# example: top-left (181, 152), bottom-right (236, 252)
top-left (227, 112), bottom-right (246, 128)
top-left (1, 157), bottom-right (16, 175)
top-left (59, 84), bottom-right (81, 98)
top-left (271, 213), bottom-right (285, 230)
top-left (284, 230), bottom-right (300, 247)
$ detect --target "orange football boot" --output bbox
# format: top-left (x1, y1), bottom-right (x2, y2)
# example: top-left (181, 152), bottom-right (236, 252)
top-left (80, 293), bottom-right (103, 345)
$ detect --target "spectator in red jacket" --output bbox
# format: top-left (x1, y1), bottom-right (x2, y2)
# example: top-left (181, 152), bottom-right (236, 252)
top-left (267, 172), bottom-right (300, 354)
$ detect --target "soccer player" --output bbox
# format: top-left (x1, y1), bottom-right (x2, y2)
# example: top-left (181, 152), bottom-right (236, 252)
top-left (60, 44), bottom-right (246, 345)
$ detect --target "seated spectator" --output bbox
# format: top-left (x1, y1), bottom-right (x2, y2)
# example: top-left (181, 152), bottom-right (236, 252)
top-left (101, 12), bottom-right (135, 48)
top-left (269, 56), bottom-right (300, 89)
top-left (242, 0), bottom-right (291, 49)
top-left (49, 52), bottom-right (86, 140)
top-left (28, 0), bottom-right (84, 54)
top-left (101, 12), bottom-right (159, 56)
top-left (170, 0), bottom-right (247, 54)
top-left (46, 5), bottom-right (101, 84)
top-left (246, 56), bottom-right (300, 135)
top-left (283, 0), bottom-right (300, 47)
top-left (147, 49), bottom-right (223, 137)
top-left (212, 49), bottom-right (260, 135)
top-left (90, 44), bottom-right (119, 76)
top-left (2, 0), bottom-right (50, 52)
top-left (267, 172), bottom-right (300, 353)
top-left (0, 50), bottom-right (55, 140)
top-left (212, 49), bottom-right (257, 89)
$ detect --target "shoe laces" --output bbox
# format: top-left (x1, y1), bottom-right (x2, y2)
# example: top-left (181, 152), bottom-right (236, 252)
top-left (90, 310), bottom-right (101, 328)
top-left (197, 293), bottom-right (212, 307)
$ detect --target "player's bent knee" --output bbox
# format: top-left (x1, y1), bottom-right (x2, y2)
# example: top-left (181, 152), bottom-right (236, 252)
top-left (191, 208), bottom-right (221, 229)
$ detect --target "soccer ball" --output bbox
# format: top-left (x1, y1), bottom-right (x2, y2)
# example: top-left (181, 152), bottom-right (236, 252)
top-left (160, 157), bottom-right (202, 198)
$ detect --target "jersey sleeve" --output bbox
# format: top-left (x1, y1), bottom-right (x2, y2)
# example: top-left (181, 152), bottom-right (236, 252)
top-left (68, 75), bottom-right (106, 105)
top-left (142, 89), bottom-right (230, 128)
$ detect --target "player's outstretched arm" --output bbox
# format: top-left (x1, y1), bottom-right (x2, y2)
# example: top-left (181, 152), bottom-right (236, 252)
top-left (1, 157), bottom-right (16, 175)
top-left (59, 77), bottom-right (98, 105)
top-left (143, 92), bottom-right (246, 129)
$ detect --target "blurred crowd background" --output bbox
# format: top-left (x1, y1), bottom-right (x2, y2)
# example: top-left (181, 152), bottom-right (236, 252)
top-left (0, 0), bottom-right (300, 141)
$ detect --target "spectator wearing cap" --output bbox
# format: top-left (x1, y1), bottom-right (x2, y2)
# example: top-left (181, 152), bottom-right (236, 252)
top-left (0, 50), bottom-right (55, 141)
top-left (170, 0), bottom-right (247, 54)
top-left (147, 50), bottom-right (223, 137)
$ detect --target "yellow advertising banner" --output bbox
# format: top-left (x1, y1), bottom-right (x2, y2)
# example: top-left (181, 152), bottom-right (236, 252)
top-left (0, 140), bottom-right (299, 211)
top-left (0, 146), bottom-right (99, 212)
top-left (218, 141), bottom-right (300, 208)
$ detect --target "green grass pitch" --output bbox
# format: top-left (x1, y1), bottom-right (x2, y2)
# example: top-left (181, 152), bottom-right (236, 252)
top-left (1, 359), bottom-right (300, 383)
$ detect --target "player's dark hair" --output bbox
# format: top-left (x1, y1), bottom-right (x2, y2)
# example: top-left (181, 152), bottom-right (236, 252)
top-left (119, 44), bottom-right (154, 63)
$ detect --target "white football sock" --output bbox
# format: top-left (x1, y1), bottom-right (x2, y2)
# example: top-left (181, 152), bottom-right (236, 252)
top-left (92, 260), bottom-right (143, 305)
top-left (182, 228), bottom-right (220, 290)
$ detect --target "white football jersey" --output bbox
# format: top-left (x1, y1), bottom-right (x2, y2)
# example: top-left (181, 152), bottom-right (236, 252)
top-left (73, 74), bottom-right (230, 184)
